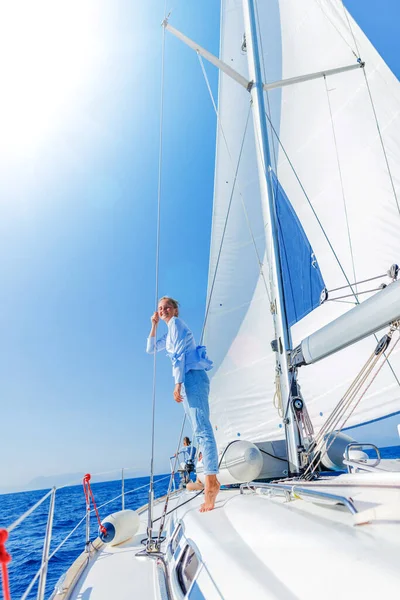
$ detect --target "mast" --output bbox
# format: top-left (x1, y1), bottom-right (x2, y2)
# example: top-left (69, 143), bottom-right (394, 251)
top-left (242, 0), bottom-right (302, 474)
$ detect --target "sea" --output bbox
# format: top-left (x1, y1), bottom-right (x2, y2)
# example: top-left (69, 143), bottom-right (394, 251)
top-left (0, 473), bottom-right (172, 599)
top-left (1, 446), bottom-right (400, 599)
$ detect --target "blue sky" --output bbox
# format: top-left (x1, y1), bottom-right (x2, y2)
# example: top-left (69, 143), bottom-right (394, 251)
top-left (0, 0), bottom-right (399, 490)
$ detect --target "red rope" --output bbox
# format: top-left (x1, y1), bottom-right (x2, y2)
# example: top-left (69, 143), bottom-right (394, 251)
top-left (82, 474), bottom-right (107, 535)
top-left (0, 529), bottom-right (11, 600)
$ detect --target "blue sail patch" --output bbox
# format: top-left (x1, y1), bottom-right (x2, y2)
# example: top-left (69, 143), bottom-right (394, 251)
top-left (271, 172), bottom-right (325, 328)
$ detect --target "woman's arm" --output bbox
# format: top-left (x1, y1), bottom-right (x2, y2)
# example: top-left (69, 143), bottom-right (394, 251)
top-left (149, 311), bottom-right (159, 337)
top-left (146, 311), bottom-right (167, 353)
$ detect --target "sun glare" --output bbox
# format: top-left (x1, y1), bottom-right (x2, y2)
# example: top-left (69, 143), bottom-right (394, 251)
top-left (0, 1), bottom-right (97, 156)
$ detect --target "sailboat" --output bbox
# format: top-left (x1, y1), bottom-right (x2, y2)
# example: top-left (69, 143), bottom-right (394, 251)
top-left (3, 0), bottom-right (400, 598)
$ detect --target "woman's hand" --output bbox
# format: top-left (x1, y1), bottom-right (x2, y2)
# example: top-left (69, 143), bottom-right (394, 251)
top-left (151, 312), bottom-right (159, 326)
top-left (174, 383), bottom-right (183, 403)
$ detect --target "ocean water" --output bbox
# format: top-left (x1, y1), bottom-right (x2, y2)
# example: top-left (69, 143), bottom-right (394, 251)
top-left (1, 446), bottom-right (400, 599)
top-left (0, 474), bottom-right (172, 599)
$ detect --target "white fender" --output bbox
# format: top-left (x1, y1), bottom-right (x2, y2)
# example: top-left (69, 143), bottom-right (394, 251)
top-left (196, 440), bottom-right (263, 485)
top-left (319, 432), bottom-right (368, 471)
top-left (99, 509), bottom-right (140, 546)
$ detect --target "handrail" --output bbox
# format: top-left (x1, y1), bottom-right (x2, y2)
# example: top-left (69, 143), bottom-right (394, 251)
top-left (169, 458), bottom-right (177, 492)
top-left (344, 442), bottom-right (381, 473)
top-left (37, 487), bottom-right (56, 600)
top-left (122, 468), bottom-right (125, 511)
top-left (241, 481), bottom-right (358, 515)
top-left (6, 489), bottom-right (54, 534)
top-left (48, 515), bottom-right (87, 561)
top-left (5, 472), bottom-right (171, 600)
top-left (342, 459), bottom-right (381, 473)
top-left (96, 475), bottom-right (170, 512)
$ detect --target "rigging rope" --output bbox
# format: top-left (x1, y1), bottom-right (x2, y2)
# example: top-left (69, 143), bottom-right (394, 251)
top-left (313, 0), bottom-right (359, 59)
top-left (0, 530), bottom-right (11, 600)
top-left (302, 323), bottom-right (400, 479)
top-left (361, 68), bottom-right (400, 216)
top-left (325, 267), bottom-right (398, 302)
top-left (273, 368), bottom-right (284, 419)
top-left (156, 415), bottom-right (186, 546)
top-left (327, 272), bottom-right (388, 293)
top-left (147, 5), bottom-right (167, 550)
top-left (255, 0), bottom-right (280, 297)
top-left (326, 286), bottom-right (385, 302)
top-left (339, 0), bottom-right (400, 215)
top-left (324, 75), bottom-right (358, 292)
top-left (83, 474), bottom-right (107, 536)
top-left (262, 109), bottom-right (359, 304)
top-left (325, 0), bottom-right (400, 388)
top-left (263, 107), bottom-right (400, 391)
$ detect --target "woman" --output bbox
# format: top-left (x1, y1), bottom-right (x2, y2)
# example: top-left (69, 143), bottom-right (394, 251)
top-left (147, 296), bottom-right (220, 512)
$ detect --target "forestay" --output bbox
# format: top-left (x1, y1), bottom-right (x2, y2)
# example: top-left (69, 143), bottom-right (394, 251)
top-left (204, 0), bottom-right (400, 452)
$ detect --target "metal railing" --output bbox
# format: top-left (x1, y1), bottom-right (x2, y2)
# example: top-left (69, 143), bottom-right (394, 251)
top-left (3, 469), bottom-right (170, 600)
top-left (343, 442), bottom-right (381, 473)
top-left (240, 481), bottom-right (358, 515)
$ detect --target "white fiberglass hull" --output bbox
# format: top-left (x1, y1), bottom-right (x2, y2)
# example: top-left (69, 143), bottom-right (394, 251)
top-left (63, 468), bottom-right (400, 600)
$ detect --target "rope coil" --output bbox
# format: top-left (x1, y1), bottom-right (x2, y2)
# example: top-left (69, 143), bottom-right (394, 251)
top-left (273, 369), bottom-right (283, 418)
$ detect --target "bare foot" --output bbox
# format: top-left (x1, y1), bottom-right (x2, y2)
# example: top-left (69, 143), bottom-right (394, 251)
top-left (199, 475), bottom-right (220, 512)
top-left (186, 480), bottom-right (204, 491)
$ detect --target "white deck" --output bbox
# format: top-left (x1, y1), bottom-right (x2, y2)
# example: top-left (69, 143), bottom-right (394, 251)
top-left (69, 541), bottom-right (158, 600)
top-left (66, 470), bottom-right (400, 599)
top-left (68, 495), bottom-right (181, 600)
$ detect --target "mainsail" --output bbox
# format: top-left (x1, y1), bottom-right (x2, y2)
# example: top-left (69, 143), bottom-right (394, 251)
top-left (204, 0), bottom-right (400, 451)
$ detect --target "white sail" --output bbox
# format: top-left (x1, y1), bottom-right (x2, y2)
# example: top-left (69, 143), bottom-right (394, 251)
top-left (203, 1), bottom-right (284, 450)
top-left (273, 0), bottom-right (400, 433)
top-left (205, 0), bottom-right (400, 449)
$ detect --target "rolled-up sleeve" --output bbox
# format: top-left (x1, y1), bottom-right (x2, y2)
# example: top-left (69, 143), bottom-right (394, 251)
top-left (169, 319), bottom-right (187, 384)
top-left (146, 334), bottom-right (167, 354)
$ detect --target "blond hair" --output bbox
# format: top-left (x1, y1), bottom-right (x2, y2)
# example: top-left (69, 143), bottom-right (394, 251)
top-left (158, 296), bottom-right (179, 316)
